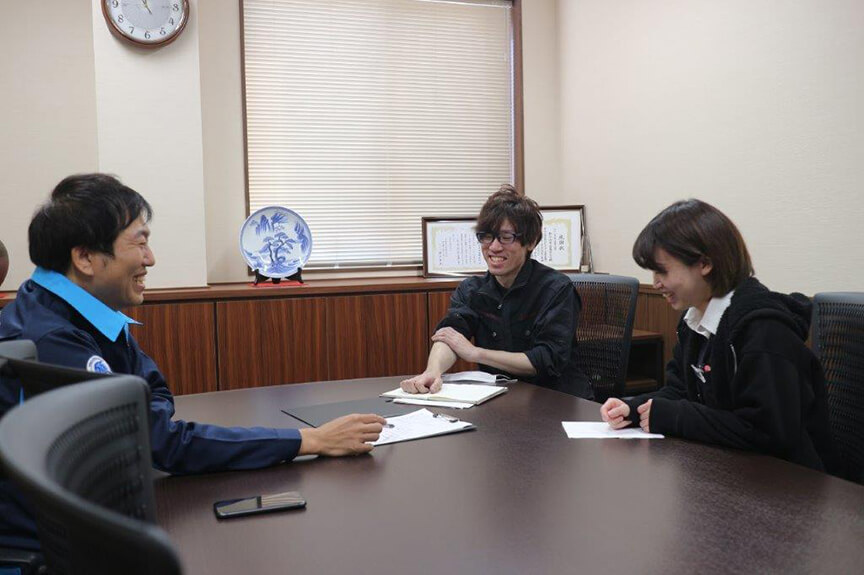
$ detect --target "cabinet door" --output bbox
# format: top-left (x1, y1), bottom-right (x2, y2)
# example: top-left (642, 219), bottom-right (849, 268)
top-left (426, 291), bottom-right (476, 373)
top-left (326, 293), bottom-right (428, 380)
top-left (217, 298), bottom-right (327, 389)
top-left (633, 292), bottom-right (680, 368)
top-left (125, 302), bottom-right (217, 395)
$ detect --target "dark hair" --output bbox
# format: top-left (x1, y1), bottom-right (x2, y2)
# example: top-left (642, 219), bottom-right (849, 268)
top-left (476, 184), bottom-right (543, 250)
top-left (632, 199), bottom-right (753, 296)
top-left (29, 173), bottom-right (153, 273)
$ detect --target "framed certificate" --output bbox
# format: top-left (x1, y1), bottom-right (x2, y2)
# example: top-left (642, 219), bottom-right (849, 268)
top-left (422, 206), bottom-right (586, 277)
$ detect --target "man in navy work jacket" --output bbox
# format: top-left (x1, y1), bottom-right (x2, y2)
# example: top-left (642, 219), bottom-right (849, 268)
top-left (401, 185), bottom-right (592, 399)
top-left (0, 173), bottom-right (385, 553)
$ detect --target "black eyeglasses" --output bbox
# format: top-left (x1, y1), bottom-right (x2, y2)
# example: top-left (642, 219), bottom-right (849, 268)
top-left (475, 231), bottom-right (522, 245)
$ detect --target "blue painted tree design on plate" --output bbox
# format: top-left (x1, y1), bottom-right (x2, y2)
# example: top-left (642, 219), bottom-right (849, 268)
top-left (242, 208), bottom-right (311, 277)
top-left (295, 222), bottom-right (310, 253)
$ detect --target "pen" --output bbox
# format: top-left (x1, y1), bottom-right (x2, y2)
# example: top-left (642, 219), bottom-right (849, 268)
top-left (384, 423), bottom-right (395, 428)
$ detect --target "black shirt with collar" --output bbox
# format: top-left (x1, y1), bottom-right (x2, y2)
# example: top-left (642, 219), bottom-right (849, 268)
top-left (437, 259), bottom-right (592, 399)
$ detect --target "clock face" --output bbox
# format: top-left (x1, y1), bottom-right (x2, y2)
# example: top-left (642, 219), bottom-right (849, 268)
top-left (103, 0), bottom-right (189, 47)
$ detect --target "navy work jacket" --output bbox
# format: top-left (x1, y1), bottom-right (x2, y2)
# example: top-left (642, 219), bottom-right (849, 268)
top-left (0, 268), bottom-right (302, 550)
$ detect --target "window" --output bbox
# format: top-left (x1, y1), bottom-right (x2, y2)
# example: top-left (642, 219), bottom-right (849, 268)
top-left (242, 0), bottom-right (518, 268)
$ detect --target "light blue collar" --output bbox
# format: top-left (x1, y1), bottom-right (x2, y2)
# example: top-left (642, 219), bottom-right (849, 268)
top-left (31, 267), bottom-right (141, 342)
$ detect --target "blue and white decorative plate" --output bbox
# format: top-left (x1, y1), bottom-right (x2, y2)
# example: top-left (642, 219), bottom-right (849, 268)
top-left (239, 206), bottom-right (313, 278)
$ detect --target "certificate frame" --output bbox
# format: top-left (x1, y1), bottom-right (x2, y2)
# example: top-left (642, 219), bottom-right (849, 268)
top-left (422, 206), bottom-right (586, 278)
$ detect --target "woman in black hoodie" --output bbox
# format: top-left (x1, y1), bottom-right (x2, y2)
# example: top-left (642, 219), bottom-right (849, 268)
top-left (600, 199), bottom-right (837, 473)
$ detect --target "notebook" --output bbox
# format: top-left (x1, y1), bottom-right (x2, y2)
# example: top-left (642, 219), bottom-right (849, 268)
top-left (442, 371), bottom-right (516, 385)
top-left (380, 383), bottom-right (507, 406)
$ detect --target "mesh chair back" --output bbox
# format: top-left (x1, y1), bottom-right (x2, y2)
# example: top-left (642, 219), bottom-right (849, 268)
top-left (812, 292), bottom-right (864, 484)
top-left (569, 274), bottom-right (639, 402)
top-left (0, 377), bottom-right (183, 575)
top-left (0, 340), bottom-right (111, 399)
top-left (0, 340), bottom-right (38, 362)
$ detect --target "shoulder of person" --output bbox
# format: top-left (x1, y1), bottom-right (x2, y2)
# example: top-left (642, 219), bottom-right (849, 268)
top-left (456, 274), bottom-right (487, 293)
top-left (733, 315), bottom-right (811, 361)
top-left (529, 260), bottom-right (569, 283)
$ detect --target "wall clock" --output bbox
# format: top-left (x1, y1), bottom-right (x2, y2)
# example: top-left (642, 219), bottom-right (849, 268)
top-left (102, 0), bottom-right (189, 48)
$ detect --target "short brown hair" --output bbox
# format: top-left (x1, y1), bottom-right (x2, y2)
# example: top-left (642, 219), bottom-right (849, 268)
top-left (476, 184), bottom-right (543, 250)
top-left (632, 199), bottom-right (753, 296)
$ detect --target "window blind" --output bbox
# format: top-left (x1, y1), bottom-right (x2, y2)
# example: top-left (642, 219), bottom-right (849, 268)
top-left (243, 0), bottom-right (514, 267)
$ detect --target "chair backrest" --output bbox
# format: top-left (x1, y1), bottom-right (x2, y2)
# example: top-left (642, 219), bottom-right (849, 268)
top-left (812, 292), bottom-right (864, 484)
top-left (0, 377), bottom-right (183, 575)
top-left (569, 274), bottom-right (640, 402)
top-left (0, 340), bottom-right (111, 399)
top-left (0, 340), bottom-right (38, 362)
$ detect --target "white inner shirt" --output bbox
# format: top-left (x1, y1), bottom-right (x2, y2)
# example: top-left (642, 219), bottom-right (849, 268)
top-left (683, 290), bottom-right (734, 340)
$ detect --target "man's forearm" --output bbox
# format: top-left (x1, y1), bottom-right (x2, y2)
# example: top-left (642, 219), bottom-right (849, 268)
top-left (425, 341), bottom-right (458, 375)
top-left (474, 348), bottom-right (536, 377)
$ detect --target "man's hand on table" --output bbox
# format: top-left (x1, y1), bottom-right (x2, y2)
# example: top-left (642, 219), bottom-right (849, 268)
top-left (299, 413), bottom-right (386, 456)
top-left (399, 371), bottom-right (443, 394)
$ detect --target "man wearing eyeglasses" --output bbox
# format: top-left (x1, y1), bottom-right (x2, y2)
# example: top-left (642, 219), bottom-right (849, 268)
top-left (401, 185), bottom-right (592, 399)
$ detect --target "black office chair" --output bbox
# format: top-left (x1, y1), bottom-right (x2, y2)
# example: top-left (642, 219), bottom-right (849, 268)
top-left (0, 341), bottom-right (111, 400)
top-left (0, 377), bottom-right (183, 575)
top-left (0, 340), bottom-right (45, 574)
top-left (0, 340), bottom-right (38, 363)
top-left (812, 292), bottom-right (864, 484)
top-left (569, 274), bottom-right (639, 402)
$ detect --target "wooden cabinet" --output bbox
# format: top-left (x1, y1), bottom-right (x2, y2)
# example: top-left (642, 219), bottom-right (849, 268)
top-left (125, 302), bottom-right (218, 396)
top-left (101, 280), bottom-right (674, 395)
top-left (625, 329), bottom-right (665, 394)
top-left (216, 298), bottom-right (328, 389)
top-left (426, 290), bottom-right (476, 373)
top-left (326, 293), bottom-right (429, 380)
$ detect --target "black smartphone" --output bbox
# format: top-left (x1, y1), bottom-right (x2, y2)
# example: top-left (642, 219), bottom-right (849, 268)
top-left (213, 491), bottom-right (306, 519)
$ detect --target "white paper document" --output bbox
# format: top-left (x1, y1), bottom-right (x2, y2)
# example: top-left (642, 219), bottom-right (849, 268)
top-left (381, 383), bottom-right (507, 405)
top-left (442, 371), bottom-right (515, 385)
top-left (392, 398), bottom-right (474, 409)
top-left (562, 422), bottom-right (664, 440)
top-left (371, 409), bottom-right (474, 446)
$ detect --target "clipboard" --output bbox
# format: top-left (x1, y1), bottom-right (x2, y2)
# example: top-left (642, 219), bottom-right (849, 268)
top-left (371, 409), bottom-right (475, 446)
top-left (282, 397), bottom-right (418, 428)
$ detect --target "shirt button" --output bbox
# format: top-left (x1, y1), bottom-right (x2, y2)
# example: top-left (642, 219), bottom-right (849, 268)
top-left (492, 331), bottom-right (497, 338)
top-left (497, 304), bottom-right (502, 310)
top-left (524, 329), bottom-right (530, 336)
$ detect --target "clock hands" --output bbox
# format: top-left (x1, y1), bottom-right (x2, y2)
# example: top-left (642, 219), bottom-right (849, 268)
top-left (141, 0), bottom-right (152, 15)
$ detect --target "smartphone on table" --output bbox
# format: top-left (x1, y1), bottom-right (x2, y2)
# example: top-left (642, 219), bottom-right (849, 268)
top-left (213, 491), bottom-right (306, 519)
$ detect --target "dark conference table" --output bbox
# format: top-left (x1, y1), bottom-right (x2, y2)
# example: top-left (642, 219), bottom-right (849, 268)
top-left (155, 377), bottom-right (864, 575)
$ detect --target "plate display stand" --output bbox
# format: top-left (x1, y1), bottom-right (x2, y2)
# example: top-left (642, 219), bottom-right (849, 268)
top-left (240, 206), bottom-right (312, 285)
top-left (252, 268), bottom-right (304, 286)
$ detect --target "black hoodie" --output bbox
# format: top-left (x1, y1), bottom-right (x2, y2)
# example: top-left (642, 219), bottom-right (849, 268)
top-left (625, 278), bottom-right (838, 473)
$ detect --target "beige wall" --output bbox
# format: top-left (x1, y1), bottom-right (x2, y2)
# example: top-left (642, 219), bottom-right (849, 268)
top-left (558, 0), bottom-right (864, 294)
top-left (1, 1), bottom-right (561, 288)
top-left (91, 0), bottom-right (208, 288)
top-left (198, 0), bottom-right (248, 284)
top-left (522, 0), bottom-right (562, 204)
top-left (199, 0), bottom-right (563, 283)
top-left (4, 1), bottom-right (858, 294)
top-left (0, 0), bottom-right (99, 290)
top-left (0, 1), bottom-right (208, 290)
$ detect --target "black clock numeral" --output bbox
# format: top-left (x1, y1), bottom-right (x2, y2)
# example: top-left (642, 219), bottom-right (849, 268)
top-left (118, 14), bottom-right (124, 23)
top-left (112, 0), bottom-right (118, 7)
top-left (173, 3), bottom-right (179, 11)
top-left (129, 26), bottom-right (134, 33)
top-left (144, 31), bottom-right (151, 39)
top-left (169, 17), bottom-right (174, 25)
top-left (160, 27), bottom-right (166, 35)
